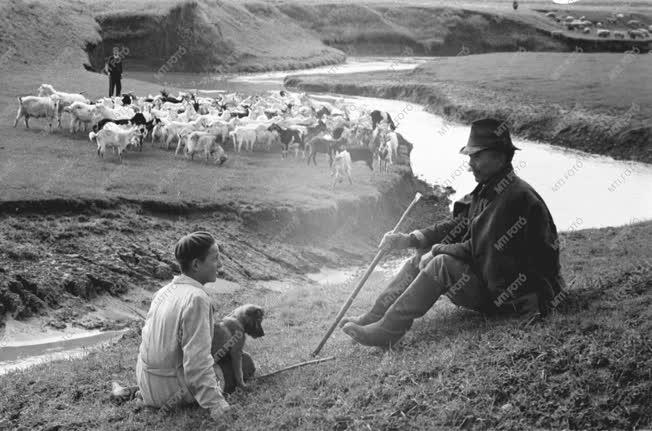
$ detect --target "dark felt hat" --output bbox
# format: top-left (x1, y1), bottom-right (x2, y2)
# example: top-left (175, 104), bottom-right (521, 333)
top-left (459, 118), bottom-right (521, 155)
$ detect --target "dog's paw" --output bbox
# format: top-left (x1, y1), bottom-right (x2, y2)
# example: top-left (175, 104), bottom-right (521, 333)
top-left (235, 383), bottom-right (252, 394)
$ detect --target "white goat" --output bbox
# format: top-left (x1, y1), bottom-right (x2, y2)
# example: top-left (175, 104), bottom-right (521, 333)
top-left (230, 126), bottom-right (258, 153)
top-left (160, 118), bottom-right (207, 152)
top-left (37, 84), bottom-right (88, 128)
top-left (64, 101), bottom-right (97, 133)
top-left (185, 132), bottom-right (227, 164)
top-left (14, 95), bottom-right (60, 132)
top-left (330, 149), bottom-right (352, 188)
top-left (89, 125), bottom-right (141, 162)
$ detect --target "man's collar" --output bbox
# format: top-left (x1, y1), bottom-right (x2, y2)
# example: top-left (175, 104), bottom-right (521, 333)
top-left (472, 163), bottom-right (515, 198)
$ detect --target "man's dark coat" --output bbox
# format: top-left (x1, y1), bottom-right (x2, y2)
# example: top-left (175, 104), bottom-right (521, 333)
top-left (411, 163), bottom-right (565, 314)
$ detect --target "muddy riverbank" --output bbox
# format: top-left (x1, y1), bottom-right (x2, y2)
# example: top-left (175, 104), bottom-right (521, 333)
top-left (0, 168), bottom-right (448, 336)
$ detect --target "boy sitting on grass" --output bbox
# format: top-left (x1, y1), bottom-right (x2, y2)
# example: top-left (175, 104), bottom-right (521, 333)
top-left (136, 231), bottom-right (232, 424)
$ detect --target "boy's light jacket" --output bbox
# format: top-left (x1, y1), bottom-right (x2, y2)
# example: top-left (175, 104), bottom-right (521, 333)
top-left (137, 274), bottom-right (225, 410)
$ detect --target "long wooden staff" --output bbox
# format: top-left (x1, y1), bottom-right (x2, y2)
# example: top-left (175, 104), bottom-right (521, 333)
top-left (311, 192), bottom-right (422, 357)
top-left (255, 356), bottom-right (336, 380)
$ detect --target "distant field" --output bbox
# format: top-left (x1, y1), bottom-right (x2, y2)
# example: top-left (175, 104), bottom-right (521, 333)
top-left (412, 52), bottom-right (652, 120)
top-left (289, 51), bottom-right (652, 122)
top-left (268, 0), bottom-right (650, 8)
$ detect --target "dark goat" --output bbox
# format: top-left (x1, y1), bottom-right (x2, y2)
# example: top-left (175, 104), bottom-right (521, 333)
top-left (347, 147), bottom-right (374, 171)
top-left (160, 90), bottom-right (182, 103)
top-left (313, 106), bottom-right (331, 119)
top-left (268, 123), bottom-right (303, 158)
top-left (121, 94), bottom-right (134, 105)
top-left (94, 113), bottom-right (147, 131)
top-left (304, 120), bottom-right (327, 142)
top-left (264, 110), bottom-right (279, 119)
top-left (305, 136), bottom-right (345, 166)
top-left (370, 110), bottom-right (396, 130)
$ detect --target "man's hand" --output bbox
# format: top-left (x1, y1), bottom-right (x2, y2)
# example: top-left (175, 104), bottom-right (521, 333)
top-left (378, 232), bottom-right (411, 251)
top-left (418, 251), bottom-right (435, 271)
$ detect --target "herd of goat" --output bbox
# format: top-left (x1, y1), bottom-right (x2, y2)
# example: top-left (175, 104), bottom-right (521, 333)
top-left (544, 11), bottom-right (651, 39)
top-left (13, 85), bottom-right (414, 187)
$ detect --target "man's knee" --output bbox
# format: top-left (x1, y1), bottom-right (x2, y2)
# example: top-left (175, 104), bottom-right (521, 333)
top-left (408, 248), bottom-right (431, 268)
top-left (424, 254), bottom-right (455, 274)
top-left (422, 254), bottom-right (471, 287)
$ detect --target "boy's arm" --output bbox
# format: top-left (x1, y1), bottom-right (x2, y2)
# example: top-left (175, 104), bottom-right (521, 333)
top-left (180, 294), bottom-right (227, 411)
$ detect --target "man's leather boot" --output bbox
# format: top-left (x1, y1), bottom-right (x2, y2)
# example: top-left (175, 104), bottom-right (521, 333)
top-left (339, 255), bottom-right (420, 327)
top-left (342, 271), bottom-right (442, 348)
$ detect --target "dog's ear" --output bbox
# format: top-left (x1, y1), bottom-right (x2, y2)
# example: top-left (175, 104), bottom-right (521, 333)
top-left (243, 305), bottom-right (265, 338)
top-left (243, 305), bottom-right (263, 319)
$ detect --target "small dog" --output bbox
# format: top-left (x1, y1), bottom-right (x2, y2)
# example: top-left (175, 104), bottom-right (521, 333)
top-left (211, 304), bottom-right (265, 391)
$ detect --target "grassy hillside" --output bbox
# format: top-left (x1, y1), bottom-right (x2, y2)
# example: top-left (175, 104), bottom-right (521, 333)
top-left (0, 220), bottom-right (649, 430)
top-left (286, 52), bottom-right (652, 163)
top-left (276, 3), bottom-right (568, 56)
top-left (0, 0), bottom-right (99, 70)
top-left (5, 0), bottom-right (650, 77)
top-left (272, 0), bottom-right (652, 55)
top-left (85, 0), bottom-right (345, 73)
top-left (0, 0), bottom-right (345, 75)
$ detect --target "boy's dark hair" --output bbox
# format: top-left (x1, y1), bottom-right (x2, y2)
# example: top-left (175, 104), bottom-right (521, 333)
top-left (174, 231), bottom-right (216, 273)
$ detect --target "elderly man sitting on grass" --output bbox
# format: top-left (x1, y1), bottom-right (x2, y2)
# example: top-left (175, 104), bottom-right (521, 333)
top-left (341, 118), bottom-right (566, 347)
